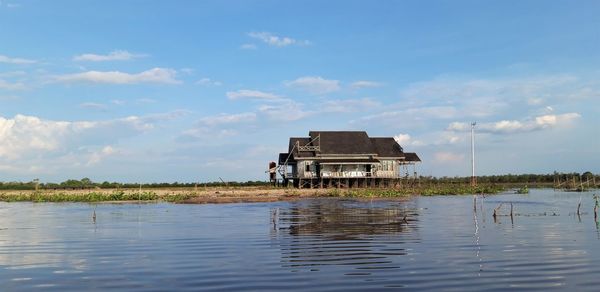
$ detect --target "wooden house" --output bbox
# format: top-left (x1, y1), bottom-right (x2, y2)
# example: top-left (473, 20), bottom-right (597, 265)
top-left (277, 131), bottom-right (421, 188)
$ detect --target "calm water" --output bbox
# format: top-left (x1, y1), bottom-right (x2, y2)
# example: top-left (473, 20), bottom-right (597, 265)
top-left (2, 189), bottom-right (600, 291)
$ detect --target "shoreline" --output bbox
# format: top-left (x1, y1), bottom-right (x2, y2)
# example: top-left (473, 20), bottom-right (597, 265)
top-left (0, 184), bottom-right (507, 203)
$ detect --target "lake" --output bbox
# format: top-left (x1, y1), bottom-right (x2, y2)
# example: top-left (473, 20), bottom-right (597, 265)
top-left (2, 189), bottom-right (600, 291)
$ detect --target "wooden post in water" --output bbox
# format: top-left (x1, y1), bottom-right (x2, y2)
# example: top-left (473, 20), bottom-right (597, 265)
top-left (594, 194), bottom-right (599, 221)
top-left (493, 203), bottom-right (503, 220)
top-left (470, 122), bottom-right (477, 187)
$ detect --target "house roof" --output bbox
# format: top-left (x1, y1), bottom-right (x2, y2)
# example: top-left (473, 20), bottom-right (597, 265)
top-left (282, 131), bottom-right (421, 164)
top-left (403, 152), bottom-right (421, 162)
top-left (288, 137), bottom-right (313, 158)
top-left (288, 137), bottom-right (309, 153)
top-left (278, 153), bottom-right (292, 164)
top-left (309, 131), bottom-right (375, 155)
top-left (370, 137), bottom-right (403, 157)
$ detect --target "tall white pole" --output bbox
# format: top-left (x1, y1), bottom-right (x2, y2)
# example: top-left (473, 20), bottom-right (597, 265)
top-left (471, 122), bottom-right (476, 186)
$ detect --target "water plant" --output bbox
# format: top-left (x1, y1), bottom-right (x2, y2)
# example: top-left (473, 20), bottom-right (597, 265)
top-left (0, 190), bottom-right (199, 203)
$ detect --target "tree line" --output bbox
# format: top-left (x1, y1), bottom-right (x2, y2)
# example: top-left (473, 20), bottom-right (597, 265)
top-left (0, 172), bottom-right (597, 190)
top-left (421, 171), bottom-right (598, 185)
top-left (0, 178), bottom-right (271, 190)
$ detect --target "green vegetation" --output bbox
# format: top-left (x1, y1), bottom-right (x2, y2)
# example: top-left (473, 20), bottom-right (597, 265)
top-left (424, 171), bottom-right (598, 186)
top-left (0, 171), bottom-right (596, 203)
top-left (324, 184), bottom-right (505, 198)
top-left (1, 171), bottom-right (596, 192)
top-left (0, 191), bottom-right (198, 203)
top-left (0, 178), bottom-right (271, 191)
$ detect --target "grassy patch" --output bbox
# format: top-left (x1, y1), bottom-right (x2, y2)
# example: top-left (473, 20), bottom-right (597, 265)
top-left (419, 184), bottom-right (504, 196)
top-left (321, 184), bottom-right (504, 198)
top-left (0, 191), bottom-right (199, 203)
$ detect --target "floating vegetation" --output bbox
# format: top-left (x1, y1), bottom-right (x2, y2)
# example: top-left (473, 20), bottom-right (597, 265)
top-left (323, 184), bottom-right (504, 198)
top-left (0, 184), bottom-right (504, 203)
top-left (0, 190), bottom-right (198, 203)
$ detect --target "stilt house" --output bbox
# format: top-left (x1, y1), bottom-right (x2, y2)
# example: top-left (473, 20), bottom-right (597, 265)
top-left (277, 131), bottom-right (421, 188)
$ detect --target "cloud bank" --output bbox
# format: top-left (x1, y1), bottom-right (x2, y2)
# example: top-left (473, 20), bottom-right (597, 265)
top-left (73, 50), bottom-right (146, 62)
top-left (447, 113), bottom-right (581, 134)
top-left (53, 68), bottom-right (181, 85)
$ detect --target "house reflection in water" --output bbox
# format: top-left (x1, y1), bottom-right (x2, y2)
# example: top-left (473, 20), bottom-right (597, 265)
top-left (271, 199), bottom-right (421, 271)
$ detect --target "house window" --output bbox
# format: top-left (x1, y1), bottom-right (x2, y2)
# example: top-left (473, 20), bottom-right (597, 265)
top-left (381, 160), bottom-right (394, 171)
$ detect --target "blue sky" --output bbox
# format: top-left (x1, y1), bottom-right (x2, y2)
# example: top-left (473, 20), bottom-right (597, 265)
top-left (0, 0), bottom-right (599, 182)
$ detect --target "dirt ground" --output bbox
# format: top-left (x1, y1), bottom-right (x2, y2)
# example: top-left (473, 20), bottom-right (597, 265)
top-left (0, 187), bottom-right (335, 204)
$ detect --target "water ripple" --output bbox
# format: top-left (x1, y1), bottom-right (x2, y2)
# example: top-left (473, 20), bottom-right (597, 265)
top-left (2, 191), bottom-right (600, 290)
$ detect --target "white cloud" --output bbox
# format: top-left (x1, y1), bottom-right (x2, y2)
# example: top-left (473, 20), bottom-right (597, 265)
top-left (0, 79), bottom-right (26, 90)
top-left (79, 102), bottom-right (107, 110)
top-left (400, 74), bottom-right (589, 109)
top-left (285, 76), bottom-right (340, 95)
top-left (394, 134), bottom-right (412, 146)
top-left (0, 116), bottom-right (126, 160)
top-left (53, 68), bottom-right (181, 84)
top-left (527, 97), bottom-right (543, 105)
top-left (198, 112), bottom-right (256, 127)
top-left (321, 98), bottom-right (380, 113)
top-left (87, 146), bottom-right (117, 166)
top-left (180, 68), bottom-right (195, 75)
top-left (240, 43), bottom-right (257, 50)
top-left (0, 71), bottom-right (26, 78)
top-left (73, 50), bottom-right (146, 62)
top-left (258, 99), bottom-right (313, 121)
top-left (434, 152), bottom-right (465, 163)
top-left (356, 74), bottom-right (597, 128)
top-left (226, 89), bottom-right (281, 100)
top-left (393, 132), bottom-right (459, 148)
top-left (111, 99), bottom-right (125, 105)
top-left (179, 112), bottom-right (256, 141)
top-left (196, 78), bottom-right (222, 86)
top-left (359, 106), bottom-right (460, 126)
top-left (447, 113), bottom-right (581, 134)
top-left (0, 112), bottom-right (183, 161)
top-left (350, 80), bottom-right (383, 88)
top-left (247, 32), bottom-right (310, 47)
top-left (535, 113), bottom-right (580, 127)
top-left (0, 54), bottom-right (36, 64)
top-left (0, 95), bottom-right (19, 100)
top-left (136, 98), bottom-right (157, 104)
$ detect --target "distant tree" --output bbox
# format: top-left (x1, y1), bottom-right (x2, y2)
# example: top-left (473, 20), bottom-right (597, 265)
top-left (582, 171), bottom-right (594, 181)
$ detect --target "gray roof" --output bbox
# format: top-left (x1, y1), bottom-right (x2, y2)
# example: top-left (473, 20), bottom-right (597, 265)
top-left (288, 137), bottom-right (309, 153)
top-left (371, 137), bottom-right (403, 157)
top-left (278, 153), bottom-right (292, 164)
top-left (281, 131), bottom-right (420, 163)
top-left (403, 152), bottom-right (421, 162)
top-left (288, 137), bottom-right (313, 158)
top-left (309, 131), bottom-right (375, 155)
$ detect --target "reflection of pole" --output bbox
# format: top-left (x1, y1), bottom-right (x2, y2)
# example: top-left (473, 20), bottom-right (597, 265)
top-left (471, 122), bottom-right (477, 187)
top-left (473, 197), bottom-right (482, 274)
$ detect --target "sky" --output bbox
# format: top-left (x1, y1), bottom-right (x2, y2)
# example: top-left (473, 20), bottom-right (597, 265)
top-left (0, 0), bottom-right (599, 183)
